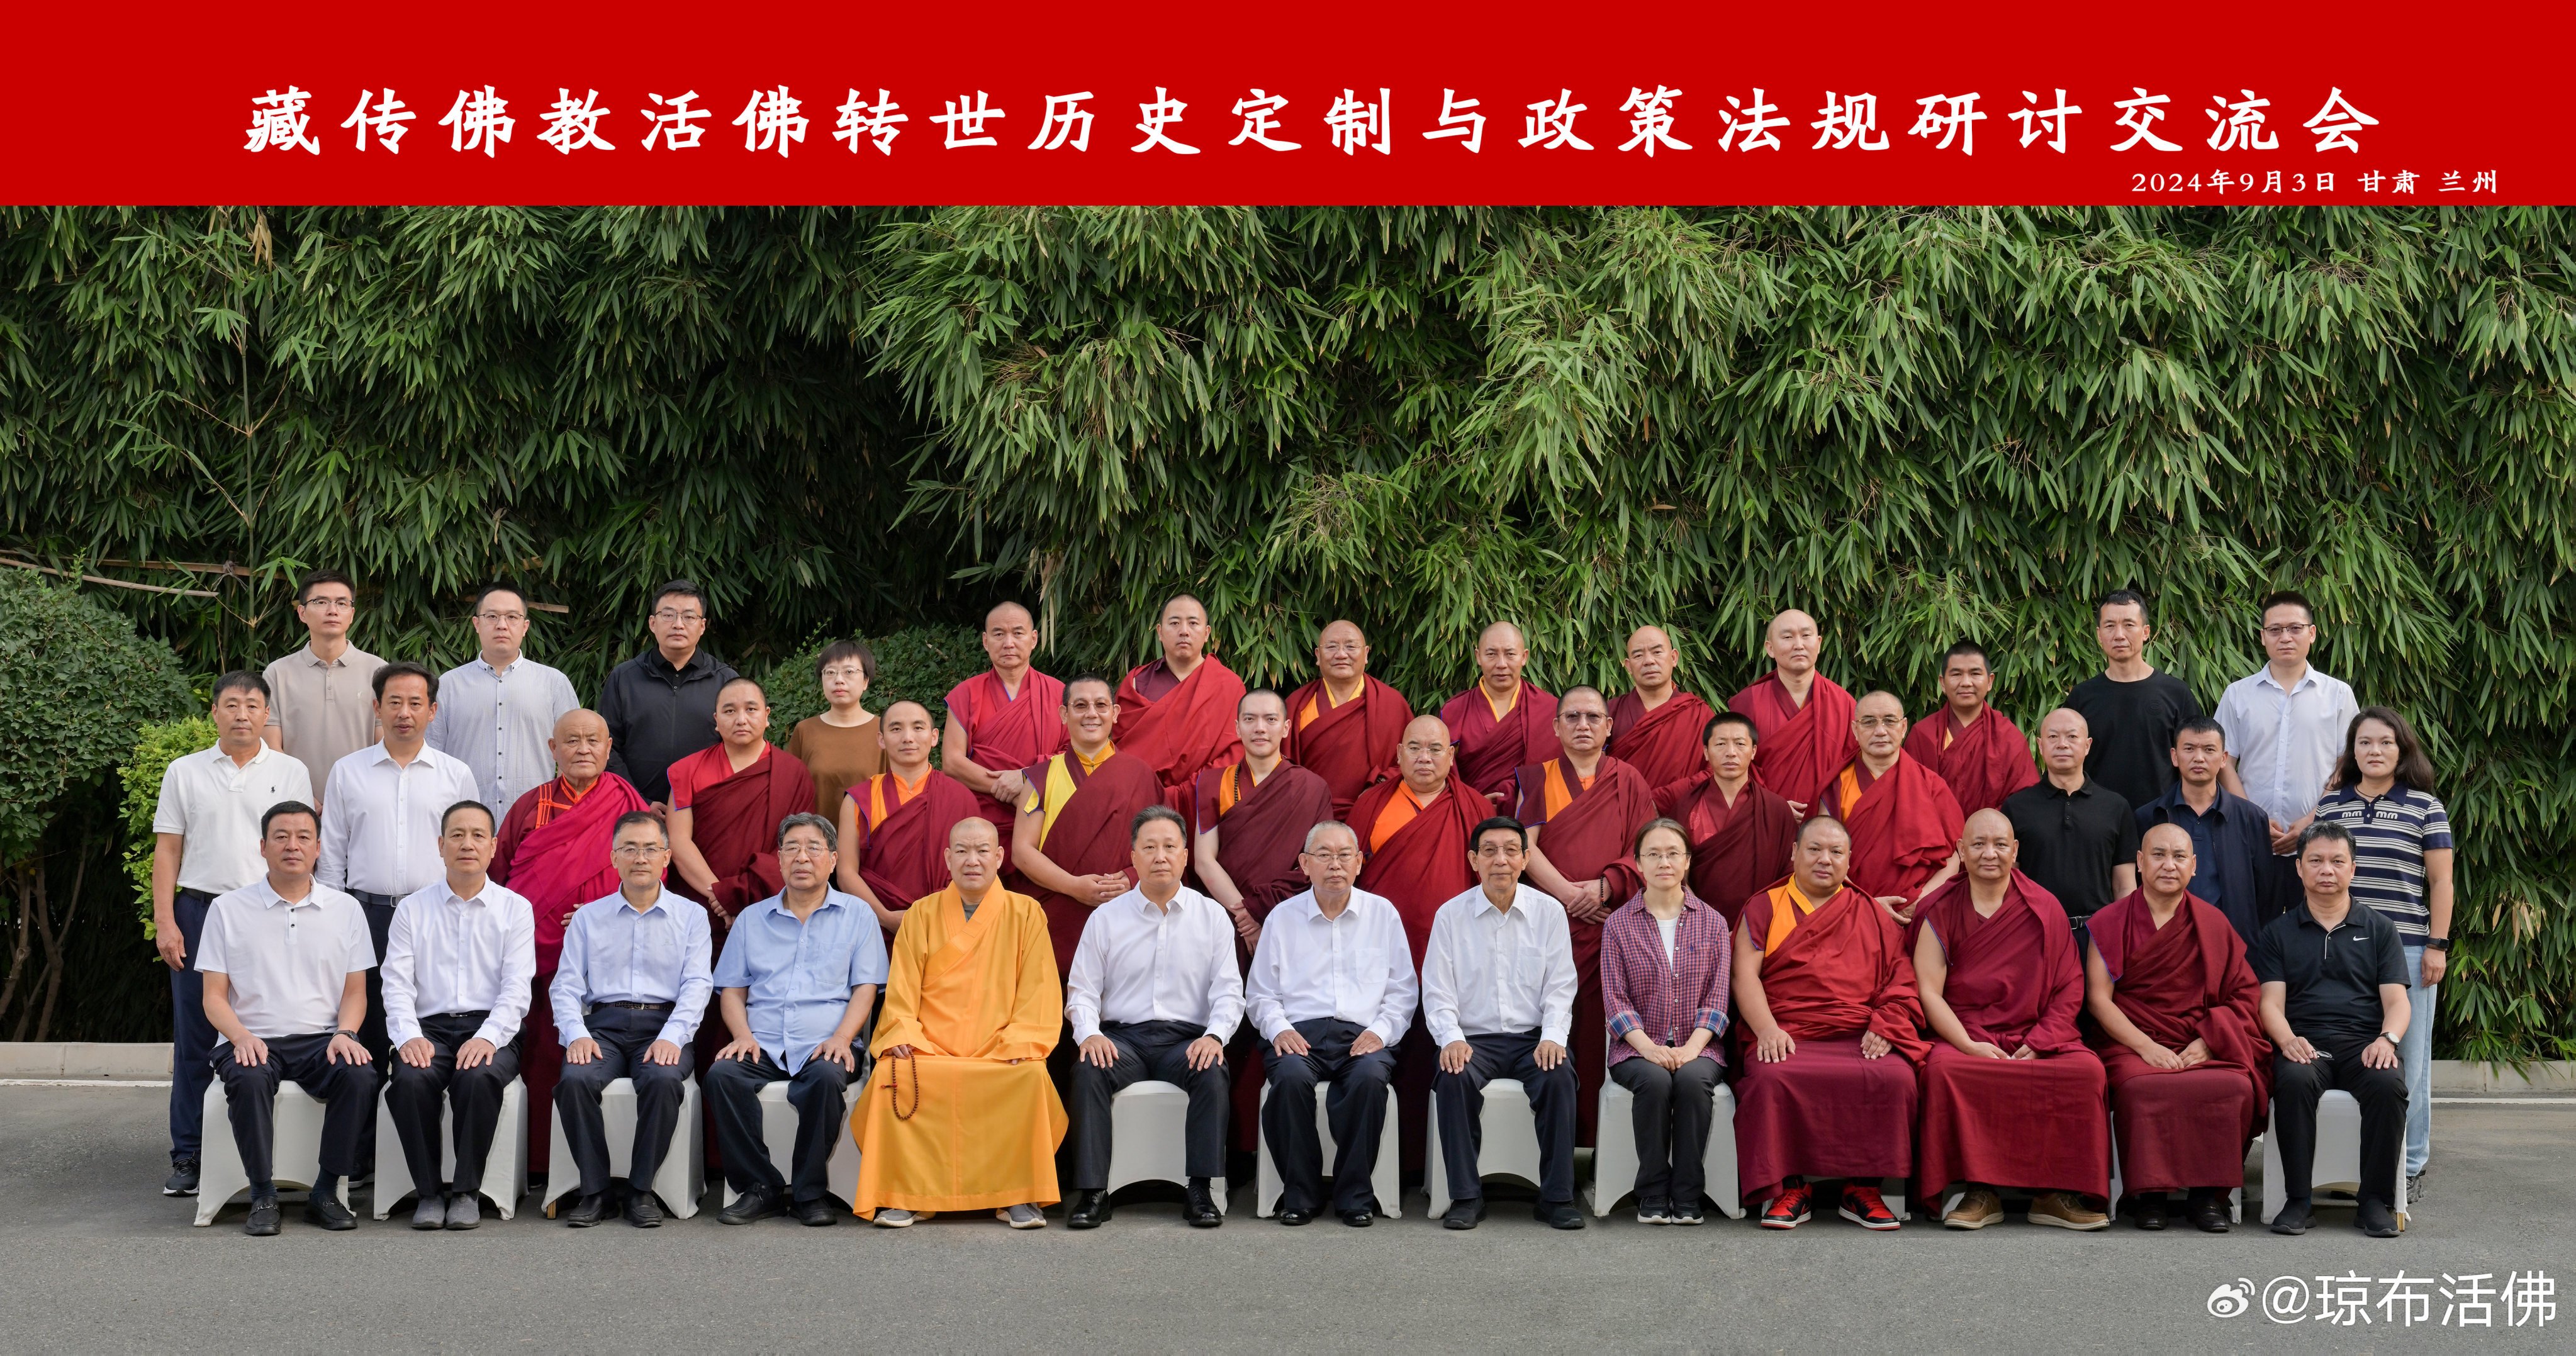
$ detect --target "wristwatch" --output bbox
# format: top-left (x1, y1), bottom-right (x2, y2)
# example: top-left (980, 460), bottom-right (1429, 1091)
top-left (2377, 1031), bottom-right (2402, 1049)
top-left (2424, 937), bottom-right (2451, 951)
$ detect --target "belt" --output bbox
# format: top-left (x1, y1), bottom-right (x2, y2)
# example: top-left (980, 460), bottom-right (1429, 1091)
top-left (590, 1000), bottom-right (676, 1013)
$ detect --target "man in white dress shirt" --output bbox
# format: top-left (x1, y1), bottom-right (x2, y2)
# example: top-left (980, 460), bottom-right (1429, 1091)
top-left (1423, 816), bottom-right (1582, 1230)
top-left (1063, 805), bottom-right (1246, 1230)
top-left (382, 800), bottom-right (537, 1231)
top-left (429, 584), bottom-right (583, 815)
top-left (1245, 820), bottom-right (1417, 1227)
top-left (2214, 588), bottom-right (2360, 922)
top-left (198, 801), bottom-right (379, 1236)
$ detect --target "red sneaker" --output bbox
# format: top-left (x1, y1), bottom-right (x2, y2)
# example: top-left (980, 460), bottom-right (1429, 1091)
top-left (1759, 1180), bottom-right (1813, 1230)
top-left (1839, 1183), bottom-right (1901, 1230)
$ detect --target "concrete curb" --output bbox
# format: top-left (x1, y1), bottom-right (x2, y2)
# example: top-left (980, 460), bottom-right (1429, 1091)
top-left (2431, 1060), bottom-right (2576, 1094)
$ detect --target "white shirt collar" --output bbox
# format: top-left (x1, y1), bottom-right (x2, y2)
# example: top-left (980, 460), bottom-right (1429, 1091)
top-left (441, 878), bottom-right (496, 910)
top-left (1470, 885), bottom-right (1533, 919)
top-left (258, 878), bottom-right (327, 911)
top-left (618, 888), bottom-right (680, 917)
top-left (1122, 884), bottom-right (1207, 919)
top-left (2254, 666), bottom-right (2319, 693)
top-left (204, 742), bottom-right (277, 770)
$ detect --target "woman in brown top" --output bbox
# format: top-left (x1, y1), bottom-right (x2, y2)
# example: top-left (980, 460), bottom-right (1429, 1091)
top-left (785, 639), bottom-right (884, 812)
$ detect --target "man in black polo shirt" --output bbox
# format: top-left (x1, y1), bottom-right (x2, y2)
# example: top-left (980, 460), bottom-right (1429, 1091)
top-left (597, 579), bottom-right (739, 811)
top-left (2252, 822), bottom-right (2410, 1239)
top-left (2001, 707), bottom-right (2137, 931)
top-left (2063, 590), bottom-right (2203, 810)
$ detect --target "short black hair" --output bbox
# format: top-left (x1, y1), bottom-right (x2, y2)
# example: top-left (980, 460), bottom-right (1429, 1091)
top-left (1702, 709), bottom-right (1759, 746)
top-left (294, 569), bottom-right (354, 605)
top-left (2297, 821), bottom-right (2355, 856)
top-left (1065, 673), bottom-right (1117, 702)
top-left (1239, 687), bottom-right (1287, 715)
top-left (469, 583), bottom-right (526, 616)
top-left (612, 810), bottom-right (667, 843)
top-left (651, 578), bottom-right (709, 617)
top-left (717, 675), bottom-right (767, 703)
top-left (373, 661), bottom-right (439, 703)
top-left (260, 800), bottom-right (319, 837)
top-left (439, 800), bottom-right (495, 834)
top-left (815, 640), bottom-right (877, 686)
top-left (2175, 715), bottom-right (2226, 745)
top-left (1131, 804), bottom-right (1187, 844)
top-left (1558, 683), bottom-right (1607, 710)
top-left (211, 670), bottom-right (271, 704)
top-left (1941, 640), bottom-right (1990, 667)
top-left (2097, 588), bottom-right (2150, 624)
top-left (2258, 590), bottom-right (2316, 625)
top-left (1470, 816), bottom-right (1526, 852)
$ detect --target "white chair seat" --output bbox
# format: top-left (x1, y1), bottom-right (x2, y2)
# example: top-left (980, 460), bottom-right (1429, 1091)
top-left (719, 1079), bottom-right (861, 1209)
top-left (1253, 1080), bottom-right (1403, 1219)
top-left (193, 1078), bottom-right (351, 1226)
top-left (538, 1076), bottom-right (705, 1219)
top-left (1104, 1080), bottom-right (1224, 1213)
top-left (2261, 1089), bottom-right (2407, 1226)
top-left (372, 1075), bottom-right (527, 1219)
top-left (1588, 1065), bottom-right (1742, 1218)
top-left (2106, 1107), bottom-right (2241, 1223)
top-left (1425, 1076), bottom-right (1546, 1218)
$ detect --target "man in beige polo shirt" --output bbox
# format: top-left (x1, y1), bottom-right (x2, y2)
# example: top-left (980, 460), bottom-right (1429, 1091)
top-left (262, 569), bottom-right (384, 808)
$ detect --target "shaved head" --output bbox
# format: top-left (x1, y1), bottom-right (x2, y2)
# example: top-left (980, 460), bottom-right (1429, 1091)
top-left (949, 815), bottom-right (1000, 849)
top-left (553, 707), bottom-right (607, 741)
top-left (1479, 620), bottom-right (1527, 650)
top-left (1796, 815), bottom-right (1851, 848)
top-left (1397, 714), bottom-right (1457, 794)
top-left (1963, 807), bottom-right (2014, 839)
top-left (985, 600), bottom-right (1034, 630)
top-left (1856, 690), bottom-right (1905, 720)
top-left (1764, 609), bottom-right (1822, 678)
top-left (2141, 821), bottom-right (2193, 853)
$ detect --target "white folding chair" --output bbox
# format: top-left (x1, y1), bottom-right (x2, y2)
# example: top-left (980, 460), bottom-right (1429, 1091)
top-left (1586, 1055), bottom-right (1743, 1219)
top-left (1425, 1076), bottom-right (1547, 1218)
top-left (1252, 1081), bottom-right (1403, 1219)
top-left (371, 1076), bottom-right (528, 1219)
top-left (2105, 1107), bottom-right (2241, 1223)
top-left (538, 1076), bottom-right (705, 1219)
top-left (193, 1079), bottom-right (351, 1226)
top-left (718, 1079), bottom-right (861, 1209)
top-left (1100, 1079), bottom-right (1225, 1212)
top-left (2261, 1089), bottom-right (2407, 1226)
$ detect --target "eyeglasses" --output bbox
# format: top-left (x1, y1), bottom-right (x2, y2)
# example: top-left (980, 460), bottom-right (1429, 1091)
top-left (652, 609), bottom-right (705, 624)
top-left (1304, 849), bottom-right (1360, 865)
top-left (779, 843), bottom-right (834, 858)
top-left (612, 843), bottom-right (669, 858)
top-left (1560, 712), bottom-right (1608, 726)
top-left (2261, 623), bottom-right (2313, 638)
top-left (1638, 848), bottom-right (1689, 865)
top-left (475, 611), bottom-right (529, 624)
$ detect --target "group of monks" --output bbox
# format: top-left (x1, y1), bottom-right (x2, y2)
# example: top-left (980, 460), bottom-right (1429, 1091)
top-left (495, 595), bottom-right (2273, 1230)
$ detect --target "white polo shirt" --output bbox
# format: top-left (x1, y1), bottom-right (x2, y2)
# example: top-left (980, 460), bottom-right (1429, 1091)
top-left (150, 743), bottom-right (315, 895)
top-left (196, 877), bottom-right (376, 1041)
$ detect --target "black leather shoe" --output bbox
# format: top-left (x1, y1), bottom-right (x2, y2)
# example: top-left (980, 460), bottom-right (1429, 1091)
top-left (1537, 1201), bottom-right (1586, 1230)
top-left (793, 1197), bottom-right (841, 1227)
top-left (163, 1158), bottom-right (200, 1197)
top-left (563, 1192), bottom-right (608, 1227)
top-left (303, 1194), bottom-right (357, 1231)
top-left (2270, 1197), bottom-right (2314, 1235)
top-left (2129, 1196), bottom-right (2168, 1231)
top-left (1337, 1208), bottom-right (1375, 1228)
top-left (2189, 1195), bottom-right (2231, 1233)
top-left (1065, 1189), bottom-right (1111, 1230)
top-left (720, 1187), bottom-right (782, 1225)
top-left (1184, 1179), bottom-right (1223, 1228)
top-left (1275, 1208), bottom-right (1313, 1226)
top-left (624, 1191), bottom-right (664, 1228)
top-left (1442, 1199), bottom-right (1486, 1230)
top-left (244, 1199), bottom-right (282, 1236)
top-left (2356, 1199), bottom-right (2401, 1238)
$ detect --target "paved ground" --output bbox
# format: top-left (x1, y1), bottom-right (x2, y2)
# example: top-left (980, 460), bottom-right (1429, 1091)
top-left (0, 1085), bottom-right (2567, 1353)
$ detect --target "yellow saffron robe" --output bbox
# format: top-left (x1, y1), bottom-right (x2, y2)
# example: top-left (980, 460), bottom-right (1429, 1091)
top-left (849, 885), bottom-right (1067, 1217)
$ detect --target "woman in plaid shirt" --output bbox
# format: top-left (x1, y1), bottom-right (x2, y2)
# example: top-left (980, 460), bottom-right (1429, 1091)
top-left (1601, 818), bottom-right (1733, 1224)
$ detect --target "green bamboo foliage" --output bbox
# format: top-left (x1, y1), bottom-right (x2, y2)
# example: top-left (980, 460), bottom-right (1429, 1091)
top-left (3, 205), bottom-right (2570, 1056)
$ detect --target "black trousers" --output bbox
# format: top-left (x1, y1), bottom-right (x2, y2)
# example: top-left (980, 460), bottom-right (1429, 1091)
top-left (385, 1011), bottom-right (521, 1197)
top-left (168, 888), bottom-right (219, 1162)
top-left (2271, 1030), bottom-right (2408, 1208)
top-left (554, 1006), bottom-right (695, 1199)
top-left (1262, 1017), bottom-right (1397, 1216)
top-left (215, 1033), bottom-right (381, 1194)
top-left (1070, 1019), bottom-right (1229, 1191)
top-left (1433, 1031), bottom-right (1577, 1204)
top-left (1609, 1055), bottom-right (1720, 1205)
top-left (705, 1049), bottom-right (858, 1203)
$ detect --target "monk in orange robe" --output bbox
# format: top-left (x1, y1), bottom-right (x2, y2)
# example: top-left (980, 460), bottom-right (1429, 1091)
top-left (1517, 685), bottom-right (1658, 1145)
top-left (837, 700), bottom-right (982, 938)
top-left (1912, 809), bottom-right (2110, 1230)
top-left (1733, 817), bottom-right (1928, 1231)
top-left (1901, 641), bottom-right (2039, 815)
top-left (941, 602), bottom-right (1068, 839)
top-left (1280, 619), bottom-right (1413, 818)
top-left (1347, 715), bottom-right (1485, 1171)
top-left (1012, 676), bottom-right (1165, 977)
top-left (1817, 690), bottom-right (1965, 919)
top-left (849, 816), bottom-right (1068, 1226)
top-left (1727, 609), bottom-right (1857, 814)
top-left (1437, 621), bottom-right (1557, 807)
top-left (1655, 710), bottom-right (1798, 927)
top-left (1605, 625), bottom-right (1715, 792)
top-left (1112, 595), bottom-right (1246, 799)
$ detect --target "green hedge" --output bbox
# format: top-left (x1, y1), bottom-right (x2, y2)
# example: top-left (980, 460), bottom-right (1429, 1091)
top-left (756, 625), bottom-right (988, 760)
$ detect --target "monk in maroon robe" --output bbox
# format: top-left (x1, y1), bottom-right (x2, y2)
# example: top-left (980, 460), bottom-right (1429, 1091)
top-left (1112, 594), bottom-right (1247, 799)
top-left (1817, 691), bottom-right (1965, 917)
top-left (1280, 619), bottom-right (1413, 818)
top-left (1656, 709), bottom-right (1798, 926)
top-left (941, 601), bottom-right (1068, 838)
top-left (838, 700), bottom-right (982, 938)
top-left (666, 678), bottom-right (817, 934)
top-left (2084, 822), bottom-right (2271, 1231)
top-left (1012, 676), bottom-right (1165, 977)
top-left (1912, 809), bottom-right (2110, 1229)
top-left (1728, 608), bottom-right (1858, 814)
top-left (1437, 620), bottom-right (1557, 807)
top-left (1516, 685), bottom-right (1657, 1145)
top-left (1901, 641), bottom-right (2039, 815)
top-left (490, 708), bottom-right (648, 1174)
top-left (1348, 714), bottom-right (1484, 1171)
top-left (1734, 817), bottom-right (1929, 1230)
top-left (1605, 625), bottom-right (1715, 792)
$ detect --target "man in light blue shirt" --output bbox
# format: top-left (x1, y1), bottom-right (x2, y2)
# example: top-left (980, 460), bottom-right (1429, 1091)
top-left (547, 810), bottom-right (713, 1228)
top-left (707, 812), bottom-right (889, 1227)
top-left (2214, 590), bottom-right (2358, 923)
top-left (428, 584), bottom-right (583, 814)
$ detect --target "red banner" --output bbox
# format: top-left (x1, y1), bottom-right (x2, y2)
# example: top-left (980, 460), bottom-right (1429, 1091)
top-left (12, 3), bottom-right (2568, 205)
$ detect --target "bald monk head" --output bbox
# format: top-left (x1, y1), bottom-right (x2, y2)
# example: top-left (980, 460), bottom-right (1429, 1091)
top-left (1314, 620), bottom-right (1370, 691)
top-left (547, 708), bottom-right (612, 792)
top-left (1555, 685), bottom-right (1610, 758)
top-left (1623, 626), bottom-right (1679, 701)
top-left (1396, 715), bottom-right (1457, 797)
top-left (2137, 821), bottom-right (2197, 909)
top-left (1238, 688), bottom-right (1290, 766)
top-left (1789, 815), bottom-right (1852, 902)
top-left (982, 601), bottom-right (1039, 680)
top-left (880, 700), bottom-right (938, 777)
top-left (1764, 610), bottom-right (1822, 679)
top-left (2037, 707), bottom-right (2092, 782)
top-left (1155, 595), bottom-right (1211, 671)
top-left (1475, 621), bottom-right (1530, 698)
top-left (1853, 690), bottom-right (1907, 773)
top-left (946, 815), bottom-right (1005, 899)
top-left (1958, 807), bottom-right (2019, 887)
top-left (714, 676), bottom-right (770, 754)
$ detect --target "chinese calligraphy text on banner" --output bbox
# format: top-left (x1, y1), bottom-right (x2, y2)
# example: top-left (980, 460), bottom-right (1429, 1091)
top-left (10, 4), bottom-right (2571, 205)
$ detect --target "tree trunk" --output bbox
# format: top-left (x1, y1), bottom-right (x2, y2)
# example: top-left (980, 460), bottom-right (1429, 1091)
top-left (33, 841), bottom-right (90, 1041)
top-left (0, 864), bottom-right (33, 1036)
top-left (4, 864), bottom-right (38, 1041)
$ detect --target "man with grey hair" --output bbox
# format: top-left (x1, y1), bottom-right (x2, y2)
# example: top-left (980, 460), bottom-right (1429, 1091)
top-left (705, 812), bottom-right (890, 1226)
top-left (1245, 819), bottom-right (1418, 1226)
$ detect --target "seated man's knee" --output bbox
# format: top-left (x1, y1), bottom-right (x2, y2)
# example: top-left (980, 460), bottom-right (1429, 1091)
top-left (1347, 1051), bottom-right (1397, 1089)
top-left (2273, 1058), bottom-right (2325, 1099)
top-left (556, 1060), bottom-right (612, 1095)
top-left (705, 1056), bottom-right (764, 1093)
top-left (1266, 1055), bottom-right (1319, 1092)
